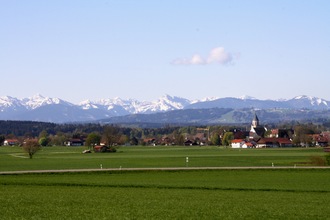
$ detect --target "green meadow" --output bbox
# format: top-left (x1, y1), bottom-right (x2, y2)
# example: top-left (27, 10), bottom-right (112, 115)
top-left (1, 146), bottom-right (330, 219)
top-left (0, 146), bottom-right (327, 171)
top-left (1, 170), bottom-right (330, 219)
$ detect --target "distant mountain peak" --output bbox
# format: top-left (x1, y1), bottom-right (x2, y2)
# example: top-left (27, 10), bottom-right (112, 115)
top-left (22, 94), bottom-right (72, 110)
top-left (294, 95), bottom-right (313, 100)
top-left (0, 96), bottom-right (23, 111)
top-left (238, 95), bottom-right (256, 100)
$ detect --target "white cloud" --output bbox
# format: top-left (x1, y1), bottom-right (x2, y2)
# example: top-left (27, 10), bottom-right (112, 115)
top-left (207, 47), bottom-right (232, 64)
top-left (172, 54), bottom-right (205, 65)
top-left (172, 47), bottom-right (233, 66)
top-left (190, 54), bottom-right (205, 65)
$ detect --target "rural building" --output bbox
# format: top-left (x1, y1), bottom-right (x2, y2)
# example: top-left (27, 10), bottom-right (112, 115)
top-left (242, 142), bottom-right (254, 148)
top-left (94, 145), bottom-right (116, 153)
top-left (311, 134), bottom-right (329, 147)
top-left (256, 138), bottom-right (293, 148)
top-left (231, 139), bottom-right (255, 148)
top-left (184, 140), bottom-right (194, 146)
top-left (231, 139), bottom-right (244, 148)
top-left (4, 139), bottom-right (19, 146)
top-left (143, 138), bottom-right (156, 146)
top-left (269, 129), bottom-right (294, 139)
top-left (65, 139), bottom-right (84, 146)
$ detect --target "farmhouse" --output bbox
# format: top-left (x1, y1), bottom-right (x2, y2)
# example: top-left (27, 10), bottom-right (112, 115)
top-left (93, 145), bottom-right (116, 153)
top-left (65, 139), bottom-right (84, 146)
top-left (143, 138), bottom-right (156, 146)
top-left (231, 139), bottom-right (244, 148)
top-left (256, 138), bottom-right (293, 148)
top-left (231, 139), bottom-right (255, 148)
top-left (184, 140), bottom-right (194, 146)
top-left (269, 129), bottom-right (294, 139)
top-left (311, 134), bottom-right (329, 147)
top-left (243, 142), bottom-right (254, 148)
top-left (4, 139), bottom-right (19, 146)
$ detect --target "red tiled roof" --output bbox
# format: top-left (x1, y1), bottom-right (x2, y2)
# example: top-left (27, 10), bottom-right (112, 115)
top-left (277, 138), bottom-right (292, 144)
top-left (5, 139), bottom-right (19, 142)
top-left (258, 138), bottom-right (292, 144)
top-left (231, 139), bottom-right (244, 143)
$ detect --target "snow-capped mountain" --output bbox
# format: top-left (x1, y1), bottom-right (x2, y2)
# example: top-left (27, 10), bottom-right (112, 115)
top-left (22, 94), bottom-right (73, 110)
top-left (79, 95), bottom-right (192, 114)
top-left (286, 95), bottom-right (329, 108)
top-left (0, 96), bottom-right (25, 112)
top-left (239, 95), bottom-right (257, 100)
top-left (0, 94), bottom-right (329, 123)
top-left (185, 95), bottom-right (330, 110)
top-left (138, 95), bottom-right (191, 113)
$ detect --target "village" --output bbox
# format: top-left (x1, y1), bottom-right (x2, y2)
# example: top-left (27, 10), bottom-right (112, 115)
top-left (2, 113), bottom-right (329, 151)
top-left (229, 113), bottom-right (328, 148)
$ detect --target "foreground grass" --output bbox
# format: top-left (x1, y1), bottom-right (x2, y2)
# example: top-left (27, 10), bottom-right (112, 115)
top-left (0, 146), bottom-right (326, 171)
top-left (1, 169), bottom-right (330, 219)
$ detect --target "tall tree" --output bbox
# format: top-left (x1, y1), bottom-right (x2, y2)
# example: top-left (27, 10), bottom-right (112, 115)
top-left (172, 130), bottom-right (184, 145)
top-left (23, 140), bottom-right (41, 159)
top-left (103, 126), bottom-right (120, 146)
top-left (211, 133), bottom-right (221, 146)
top-left (38, 137), bottom-right (49, 146)
top-left (38, 130), bottom-right (49, 146)
top-left (222, 132), bottom-right (234, 146)
top-left (85, 132), bottom-right (101, 148)
top-left (49, 132), bottom-right (67, 146)
top-left (39, 130), bottom-right (48, 139)
top-left (0, 135), bottom-right (5, 145)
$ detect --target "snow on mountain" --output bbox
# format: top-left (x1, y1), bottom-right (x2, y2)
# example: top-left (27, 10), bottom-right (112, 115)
top-left (79, 95), bottom-right (192, 114)
top-left (0, 94), bottom-right (329, 123)
top-left (22, 94), bottom-right (73, 110)
top-left (79, 100), bottom-right (99, 110)
top-left (186, 95), bottom-right (330, 110)
top-left (142, 95), bottom-right (191, 113)
top-left (79, 97), bottom-right (139, 113)
top-left (289, 95), bottom-right (329, 108)
top-left (0, 96), bottom-right (25, 112)
top-left (239, 95), bottom-right (257, 100)
top-left (99, 97), bottom-right (141, 112)
top-left (191, 96), bottom-right (219, 104)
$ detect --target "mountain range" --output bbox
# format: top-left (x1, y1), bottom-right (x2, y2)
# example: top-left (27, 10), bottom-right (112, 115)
top-left (0, 94), bottom-right (329, 123)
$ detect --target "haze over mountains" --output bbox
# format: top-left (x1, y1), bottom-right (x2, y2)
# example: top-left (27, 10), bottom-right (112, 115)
top-left (0, 94), bottom-right (329, 123)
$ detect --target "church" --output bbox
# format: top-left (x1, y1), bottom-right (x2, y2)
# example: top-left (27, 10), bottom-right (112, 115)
top-left (249, 113), bottom-right (267, 141)
top-left (231, 113), bottom-right (294, 148)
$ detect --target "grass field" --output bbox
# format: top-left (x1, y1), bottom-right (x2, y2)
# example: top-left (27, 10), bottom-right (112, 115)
top-left (0, 146), bottom-right (327, 171)
top-left (1, 146), bottom-right (329, 219)
top-left (1, 169), bottom-right (330, 219)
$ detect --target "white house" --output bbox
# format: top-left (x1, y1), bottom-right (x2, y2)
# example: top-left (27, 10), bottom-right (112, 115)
top-left (231, 139), bottom-right (244, 148)
top-left (4, 139), bottom-right (19, 146)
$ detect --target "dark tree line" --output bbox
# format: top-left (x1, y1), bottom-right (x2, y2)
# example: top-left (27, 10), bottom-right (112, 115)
top-left (0, 121), bottom-right (192, 140)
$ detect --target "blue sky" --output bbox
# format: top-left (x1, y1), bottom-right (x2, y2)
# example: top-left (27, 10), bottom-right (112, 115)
top-left (1, 0), bottom-right (330, 103)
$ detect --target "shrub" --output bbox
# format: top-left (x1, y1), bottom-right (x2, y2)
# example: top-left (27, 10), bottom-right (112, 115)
top-left (309, 156), bottom-right (327, 166)
top-left (325, 154), bottom-right (330, 166)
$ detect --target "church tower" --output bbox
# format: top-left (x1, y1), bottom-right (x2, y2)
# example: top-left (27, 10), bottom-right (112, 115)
top-left (251, 113), bottom-right (259, 129)
top-left (250, 112), bottom-right (266, 140)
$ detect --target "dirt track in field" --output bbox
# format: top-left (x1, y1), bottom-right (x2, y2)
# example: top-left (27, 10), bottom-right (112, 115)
top-left (1, 166), bottom-right (330, 174)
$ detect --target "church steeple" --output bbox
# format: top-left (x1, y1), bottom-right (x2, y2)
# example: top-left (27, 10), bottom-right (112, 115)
top-left (252, 113), bottom-right (259, 128)
top-left (250, 112), bottom-right (266, 140)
